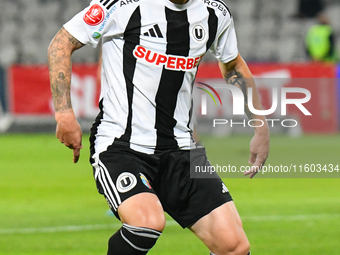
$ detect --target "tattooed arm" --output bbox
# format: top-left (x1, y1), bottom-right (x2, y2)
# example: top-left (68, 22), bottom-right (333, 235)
top-left (48, 28), bottom-right (84, 163)
top-left (219, 54), bottom-right (270, 178)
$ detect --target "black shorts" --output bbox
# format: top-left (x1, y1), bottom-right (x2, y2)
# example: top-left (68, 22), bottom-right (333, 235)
top-left (92, 142), bottom-right (233, 228)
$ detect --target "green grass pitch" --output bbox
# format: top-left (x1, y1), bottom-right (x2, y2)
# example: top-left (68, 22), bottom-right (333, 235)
top-left (0, 133), bottom-right (339, 255)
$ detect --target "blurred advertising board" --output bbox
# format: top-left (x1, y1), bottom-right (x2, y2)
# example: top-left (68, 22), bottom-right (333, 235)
top-left (0, 67), bottom-right (6, 112)
top-left (196, 63), bottom-right (338, 133)
top-left (9, 64), bottom-right (100, 118)
top-left (8, 63), bottom-right (339, 133)
top-left (337, 65), bottom-right (340, 129)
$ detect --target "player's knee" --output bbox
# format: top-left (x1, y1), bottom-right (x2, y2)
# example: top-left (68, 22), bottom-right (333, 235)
top-left (118, 194), bottom-right (166, 232)
top-left (137, 209), bottom-right (166, 232)
top-left (232, 239), bottom-right (250, 255)
top-left (214, 236), bottom-right (249, 255)
top-left (120, 206), bottom-right (166, 232)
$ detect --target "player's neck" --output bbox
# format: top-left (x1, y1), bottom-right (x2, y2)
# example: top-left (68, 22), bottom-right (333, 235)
top-left (169, 0), bottom-right (189, 4)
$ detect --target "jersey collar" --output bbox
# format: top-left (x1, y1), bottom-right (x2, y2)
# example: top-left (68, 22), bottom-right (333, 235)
top-left (162, 0), bottom-right (193, 10)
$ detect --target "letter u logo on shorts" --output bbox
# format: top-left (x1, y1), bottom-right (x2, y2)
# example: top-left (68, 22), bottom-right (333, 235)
top-left (116, 172), bottom-right (137, 193)
top-left (120, 177), bottom-right (131, 187)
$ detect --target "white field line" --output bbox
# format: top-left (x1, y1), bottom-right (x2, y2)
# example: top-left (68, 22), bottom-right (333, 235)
top-left (242, 213), bottom-right (340, 222)
top-left (0, 220), bottom-right (178, 235)
top-left (0, 214), bottom-right (339, 235)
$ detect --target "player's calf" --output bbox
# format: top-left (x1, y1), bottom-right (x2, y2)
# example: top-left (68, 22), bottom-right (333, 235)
top-left (107, 223), bottom-right (161, 255)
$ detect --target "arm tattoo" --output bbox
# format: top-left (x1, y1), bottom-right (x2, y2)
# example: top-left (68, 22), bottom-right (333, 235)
top-left (225, 70), bottom-right (253, 119)
top-left (66, 33), bottom-right (84, 49)
top-left (48, 28), bottom-right (83, 112)
top-left (51, 72), bottom-right (72, 111)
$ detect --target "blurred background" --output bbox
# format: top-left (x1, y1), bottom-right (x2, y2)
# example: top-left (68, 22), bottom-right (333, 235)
top-left (0, 0), bottom-right (339, 133)
top-left (0, 0), bottom-right (339, 65)
top-left (0, 1), bottom-right (340, 255)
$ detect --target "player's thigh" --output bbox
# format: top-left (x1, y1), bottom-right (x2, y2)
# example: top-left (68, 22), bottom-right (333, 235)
top-left (190, 201), bottom-right (249, 254)
top-left (118, 192), bottom-right (166, 232)
top-left (92, 143), bottom-right (165, 231)
top-left (154, 148), bottom-right (233, 228)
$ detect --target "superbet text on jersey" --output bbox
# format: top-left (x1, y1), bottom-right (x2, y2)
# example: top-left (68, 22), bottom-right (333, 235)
top-left (64, 0), bottom-right (238, 155)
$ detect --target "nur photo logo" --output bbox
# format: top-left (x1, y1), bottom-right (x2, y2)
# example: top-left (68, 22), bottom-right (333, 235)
top-left (195, 82), bottom-right (312, 128)
top-left (196, 82), bottom-right (222, 115)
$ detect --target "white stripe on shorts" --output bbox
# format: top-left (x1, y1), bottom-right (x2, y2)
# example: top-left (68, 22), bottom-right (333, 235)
top-left (95, 161), bottom-right (122, 210)
top-left (97, 167), bottom-right (118, 210)
top-left (99, 160), bottom-right (122, 205)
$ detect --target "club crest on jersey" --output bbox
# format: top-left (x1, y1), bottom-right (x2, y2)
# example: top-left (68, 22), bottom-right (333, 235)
top-left (116, 172), bottom-right (137, 193)
top-left (133, 45), bottom-right (203, 71)
top-left (140, 173), bottom-right (152, 189)
top-left (84, 4), bottom-right (105, 26)
top-left (191, 23), bottom-right (208, 44)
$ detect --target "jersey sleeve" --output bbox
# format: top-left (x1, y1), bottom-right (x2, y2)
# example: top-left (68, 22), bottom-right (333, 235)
top-left (209, 16), bottom-right (238, 64)
top-left (63, 0), bottom-right (115, 48)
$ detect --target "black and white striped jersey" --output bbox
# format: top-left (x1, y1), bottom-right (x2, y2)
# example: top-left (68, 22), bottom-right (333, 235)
top-left (64, 0), bottom-right (238, 155)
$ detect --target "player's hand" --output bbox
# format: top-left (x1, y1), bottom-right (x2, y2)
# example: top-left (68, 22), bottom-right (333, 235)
top-left (244, 130), bottom-right (270, 178)
top-left (55, 110), bottom-right (83, 163)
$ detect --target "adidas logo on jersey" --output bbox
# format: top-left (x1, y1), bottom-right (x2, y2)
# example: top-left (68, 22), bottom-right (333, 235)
top-left (143, 24), bottom-right (163, 38)
top-left (222, 183), bottom-right (229, 194)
